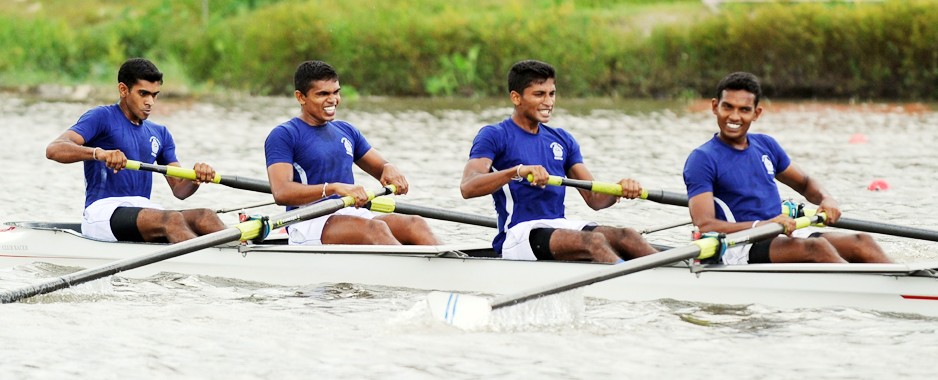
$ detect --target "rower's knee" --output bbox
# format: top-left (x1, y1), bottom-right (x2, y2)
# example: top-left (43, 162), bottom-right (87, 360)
top-left (803, 239), bottom-right (845, 263)
top-left (359, 220), bottom-right (398, 244)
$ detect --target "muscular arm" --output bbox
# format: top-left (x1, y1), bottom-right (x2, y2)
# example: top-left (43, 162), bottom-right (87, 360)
top-left (775, 162), bottom-right (841, 223)
top-left (355, 148), bottom-right (408, 194)
top-left (267, 162), bottom-right (322, 206)
top-left (46, 130), bottom-right (98, 163)
top-left (460, 157), bottom-right (517, 199)
top-left (567, 163), bottom-right (616, 210)
top-left (689, 192), bottom-right (750, 233)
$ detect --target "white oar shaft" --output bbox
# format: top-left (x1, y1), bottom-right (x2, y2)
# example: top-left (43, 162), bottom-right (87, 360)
top-left (488, 218), bottom-right (818, 310)
top-left (0, 186), bottom-right (393, 304)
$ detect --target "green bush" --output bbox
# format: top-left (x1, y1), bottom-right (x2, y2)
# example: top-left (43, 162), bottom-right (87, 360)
top-left (3, 0), bottom-right (938, 100)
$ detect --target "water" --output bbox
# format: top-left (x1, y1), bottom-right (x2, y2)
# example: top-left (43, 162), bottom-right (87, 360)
top-left (2, 93), bottom-right (938, 379)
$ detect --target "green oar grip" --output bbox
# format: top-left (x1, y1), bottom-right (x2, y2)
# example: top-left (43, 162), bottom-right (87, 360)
top-left (368, 196), bottom-right (397, 213)
top-left (589, 181), bottom-right (623, 197)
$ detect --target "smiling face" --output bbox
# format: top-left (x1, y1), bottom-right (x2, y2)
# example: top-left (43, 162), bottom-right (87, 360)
top-left (295, 79), bottom-right (341, 126)
top-left (511, 78), bottom-right (555, 131)
top-left (712, 89), bottom-right (762, 148)
top-left (118, 79), bottom-right (161, 125)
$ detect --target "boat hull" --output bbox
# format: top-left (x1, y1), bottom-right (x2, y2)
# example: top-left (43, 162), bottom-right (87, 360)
top-left (2, 222), bottom-right (938, 317)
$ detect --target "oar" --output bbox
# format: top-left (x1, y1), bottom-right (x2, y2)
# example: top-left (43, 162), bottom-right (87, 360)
top-left (215, 200), bottom-right (276, 214)
top-left (534, 175), bottom-right (688, 207)
top-left (545, 175), bottom-right (938, 243)
top-left (0, 186), bottom-right (394, 304)
top-left (367, 196), bottom-right (497, 228)
top-left (129, 161), bottom-right (498, 228)
top-left (783, 205), bottom-right (938, 243)
top-left (125, 160), bottom-right (272, 193)
top-left (427, 212), bottom-right (825, 329)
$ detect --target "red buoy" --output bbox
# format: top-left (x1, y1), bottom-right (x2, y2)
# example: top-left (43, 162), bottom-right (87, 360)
top-left (849, 133), bottom-right (868, 144)
top-left (867, 179), bottom-right (890, 191)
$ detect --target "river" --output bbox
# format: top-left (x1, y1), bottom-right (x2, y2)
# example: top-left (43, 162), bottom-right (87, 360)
top-left (1, 93), bottom-right (937, 379)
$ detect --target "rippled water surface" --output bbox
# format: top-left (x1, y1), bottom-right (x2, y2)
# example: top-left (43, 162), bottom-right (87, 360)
top-left (2, 93), bottom-right (937, 379)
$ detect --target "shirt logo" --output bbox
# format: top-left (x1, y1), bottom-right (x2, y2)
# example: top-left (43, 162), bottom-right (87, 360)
top-left (149, 136), bottom-right (160, 157)
top-left (762, 154), bottom-right (775, 176)
top-left (550, 142), bottom-right (564, 161)
top-left (342, 137), bottom-right (353, 157)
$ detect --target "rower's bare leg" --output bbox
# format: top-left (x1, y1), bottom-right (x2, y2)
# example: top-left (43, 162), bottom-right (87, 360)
top-left (768, 236), bottom-right (847, 263)
top-left (136, 209), bottom-right (199, 243)
top-left (548, 229), bottom-right (619, 263)
top-left (593, 226), bottom-right (658, 260)
top-left (320, 215), bottom-right (401, 245)
top-left (375, 214), bottom-right (441, 245)
top-left (819, 232), bottom-right (892, 263)
top-left (179, 208), bottom-right (227, 235)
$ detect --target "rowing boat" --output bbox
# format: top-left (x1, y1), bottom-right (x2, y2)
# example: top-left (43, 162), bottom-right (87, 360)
top-left (2, 221), bottom-right (938, 317)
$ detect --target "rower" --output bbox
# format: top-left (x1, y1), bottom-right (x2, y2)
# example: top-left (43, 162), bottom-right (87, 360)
top-left (45, 58), bottom-right (226, 243)
top-left (683, 71), bottom-right (892, 265)
top-left (264, 60), bottom-right (441, 246)
top-left (459, 60), bottom-right (658, 263)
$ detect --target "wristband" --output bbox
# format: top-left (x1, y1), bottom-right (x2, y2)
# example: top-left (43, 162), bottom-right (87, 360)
top-left (752, 220), bottom-right (760, 229)
top-left (92, 147), bottom-right (101, 161)
top-left (322, 183), bottom-right (329, 198)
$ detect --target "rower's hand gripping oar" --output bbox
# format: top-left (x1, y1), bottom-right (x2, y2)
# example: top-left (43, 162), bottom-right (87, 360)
top-left (127, 159), bottom-right (499, 228)
top-left (782, 204), bottom-right (938, 243)
top-left (530, 175), bottom-right (689, 207)
top-left (542, 174), bottom-right (938, 243)
top-left (125, 160), bottom-right (271, 194)
top-left (426, 212), bottom-right (825, 329)
top-left (0, 185), bottom-right (395, 304)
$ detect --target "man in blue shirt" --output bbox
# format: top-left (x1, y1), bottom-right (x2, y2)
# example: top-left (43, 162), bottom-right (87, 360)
top-left (46, 58), bottom-right (226, 243)
top-left (265, 60), bottom-right (440, 246)
top-left (460, 60), bottom-right (657, 263)
top-left (683, 71), bottom-right (891, 264)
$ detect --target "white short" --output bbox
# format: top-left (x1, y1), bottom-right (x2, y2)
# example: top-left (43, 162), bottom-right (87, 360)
top-left (287, 207), bottom-right (376, 246)
top-left (82, 196), bottom-right (164, 242)
top-left (501, 218), bottom-right (596, 261)
top-left (721, 226), bottom-right (823, 265)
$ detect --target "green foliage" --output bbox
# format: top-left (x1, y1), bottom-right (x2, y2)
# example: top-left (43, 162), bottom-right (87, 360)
top-left (3, 0), bottom-right (938, 99)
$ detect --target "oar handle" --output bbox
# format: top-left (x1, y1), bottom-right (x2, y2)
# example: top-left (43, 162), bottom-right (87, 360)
top-left (783, 204), bottom-right (938, 242)
top-left (125, 160), bottom-right (271, 193)
top-left (367, 196), bottom-right (498, 228)
top-left (533, 175), bottom-right (689, 207)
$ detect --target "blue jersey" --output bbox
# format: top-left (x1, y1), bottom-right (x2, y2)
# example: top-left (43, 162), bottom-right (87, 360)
top-left (69, 104), bottom-right (178, 208)
top-left (683, 133), bottom-right (791, 223)
top-left (469, 118), bottom-right (583, 253)
top-left (264, 118), bottom-right (372, 211)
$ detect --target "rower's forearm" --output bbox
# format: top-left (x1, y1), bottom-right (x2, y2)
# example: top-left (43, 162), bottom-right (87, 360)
top-left (46, 141), bottom-right (96, 164)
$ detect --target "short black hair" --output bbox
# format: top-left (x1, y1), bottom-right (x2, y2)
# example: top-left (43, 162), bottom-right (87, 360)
top-left (117, 58), bottom-right (163, 88)
top-left (294, 60), bottom-right (339, 95)
top-left (715, 72), bottom-right (762, 106)
top-left (507, 60), bottom-right (555, 95)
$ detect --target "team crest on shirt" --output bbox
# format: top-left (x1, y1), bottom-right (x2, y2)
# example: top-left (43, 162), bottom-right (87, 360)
top-left (149, 136), bottom-right (160, 157)
top-left (342, 137), bottom-right (353, 157)
top-left (762, 154), bottom-right (775, 176)
top-left (550, 142), bottom-right (564, 161)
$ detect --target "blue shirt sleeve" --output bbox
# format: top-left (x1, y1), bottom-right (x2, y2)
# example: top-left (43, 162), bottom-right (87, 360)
top-left (559, 128), bottom-right (584, 172)
top-left (684, 148), bottom-right (715, 198)
top-left (156, 128), bottom-right (178, 165)
top-left (468, 125), bottom-right (500, 160)
top-left (69, 107), bottom-right (107, 144)
top-left (265, 125), bottom-right (295, 167)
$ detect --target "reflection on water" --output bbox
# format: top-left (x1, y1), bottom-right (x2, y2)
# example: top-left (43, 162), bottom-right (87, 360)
top-left (1, 93), bottom-right (938, 378)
